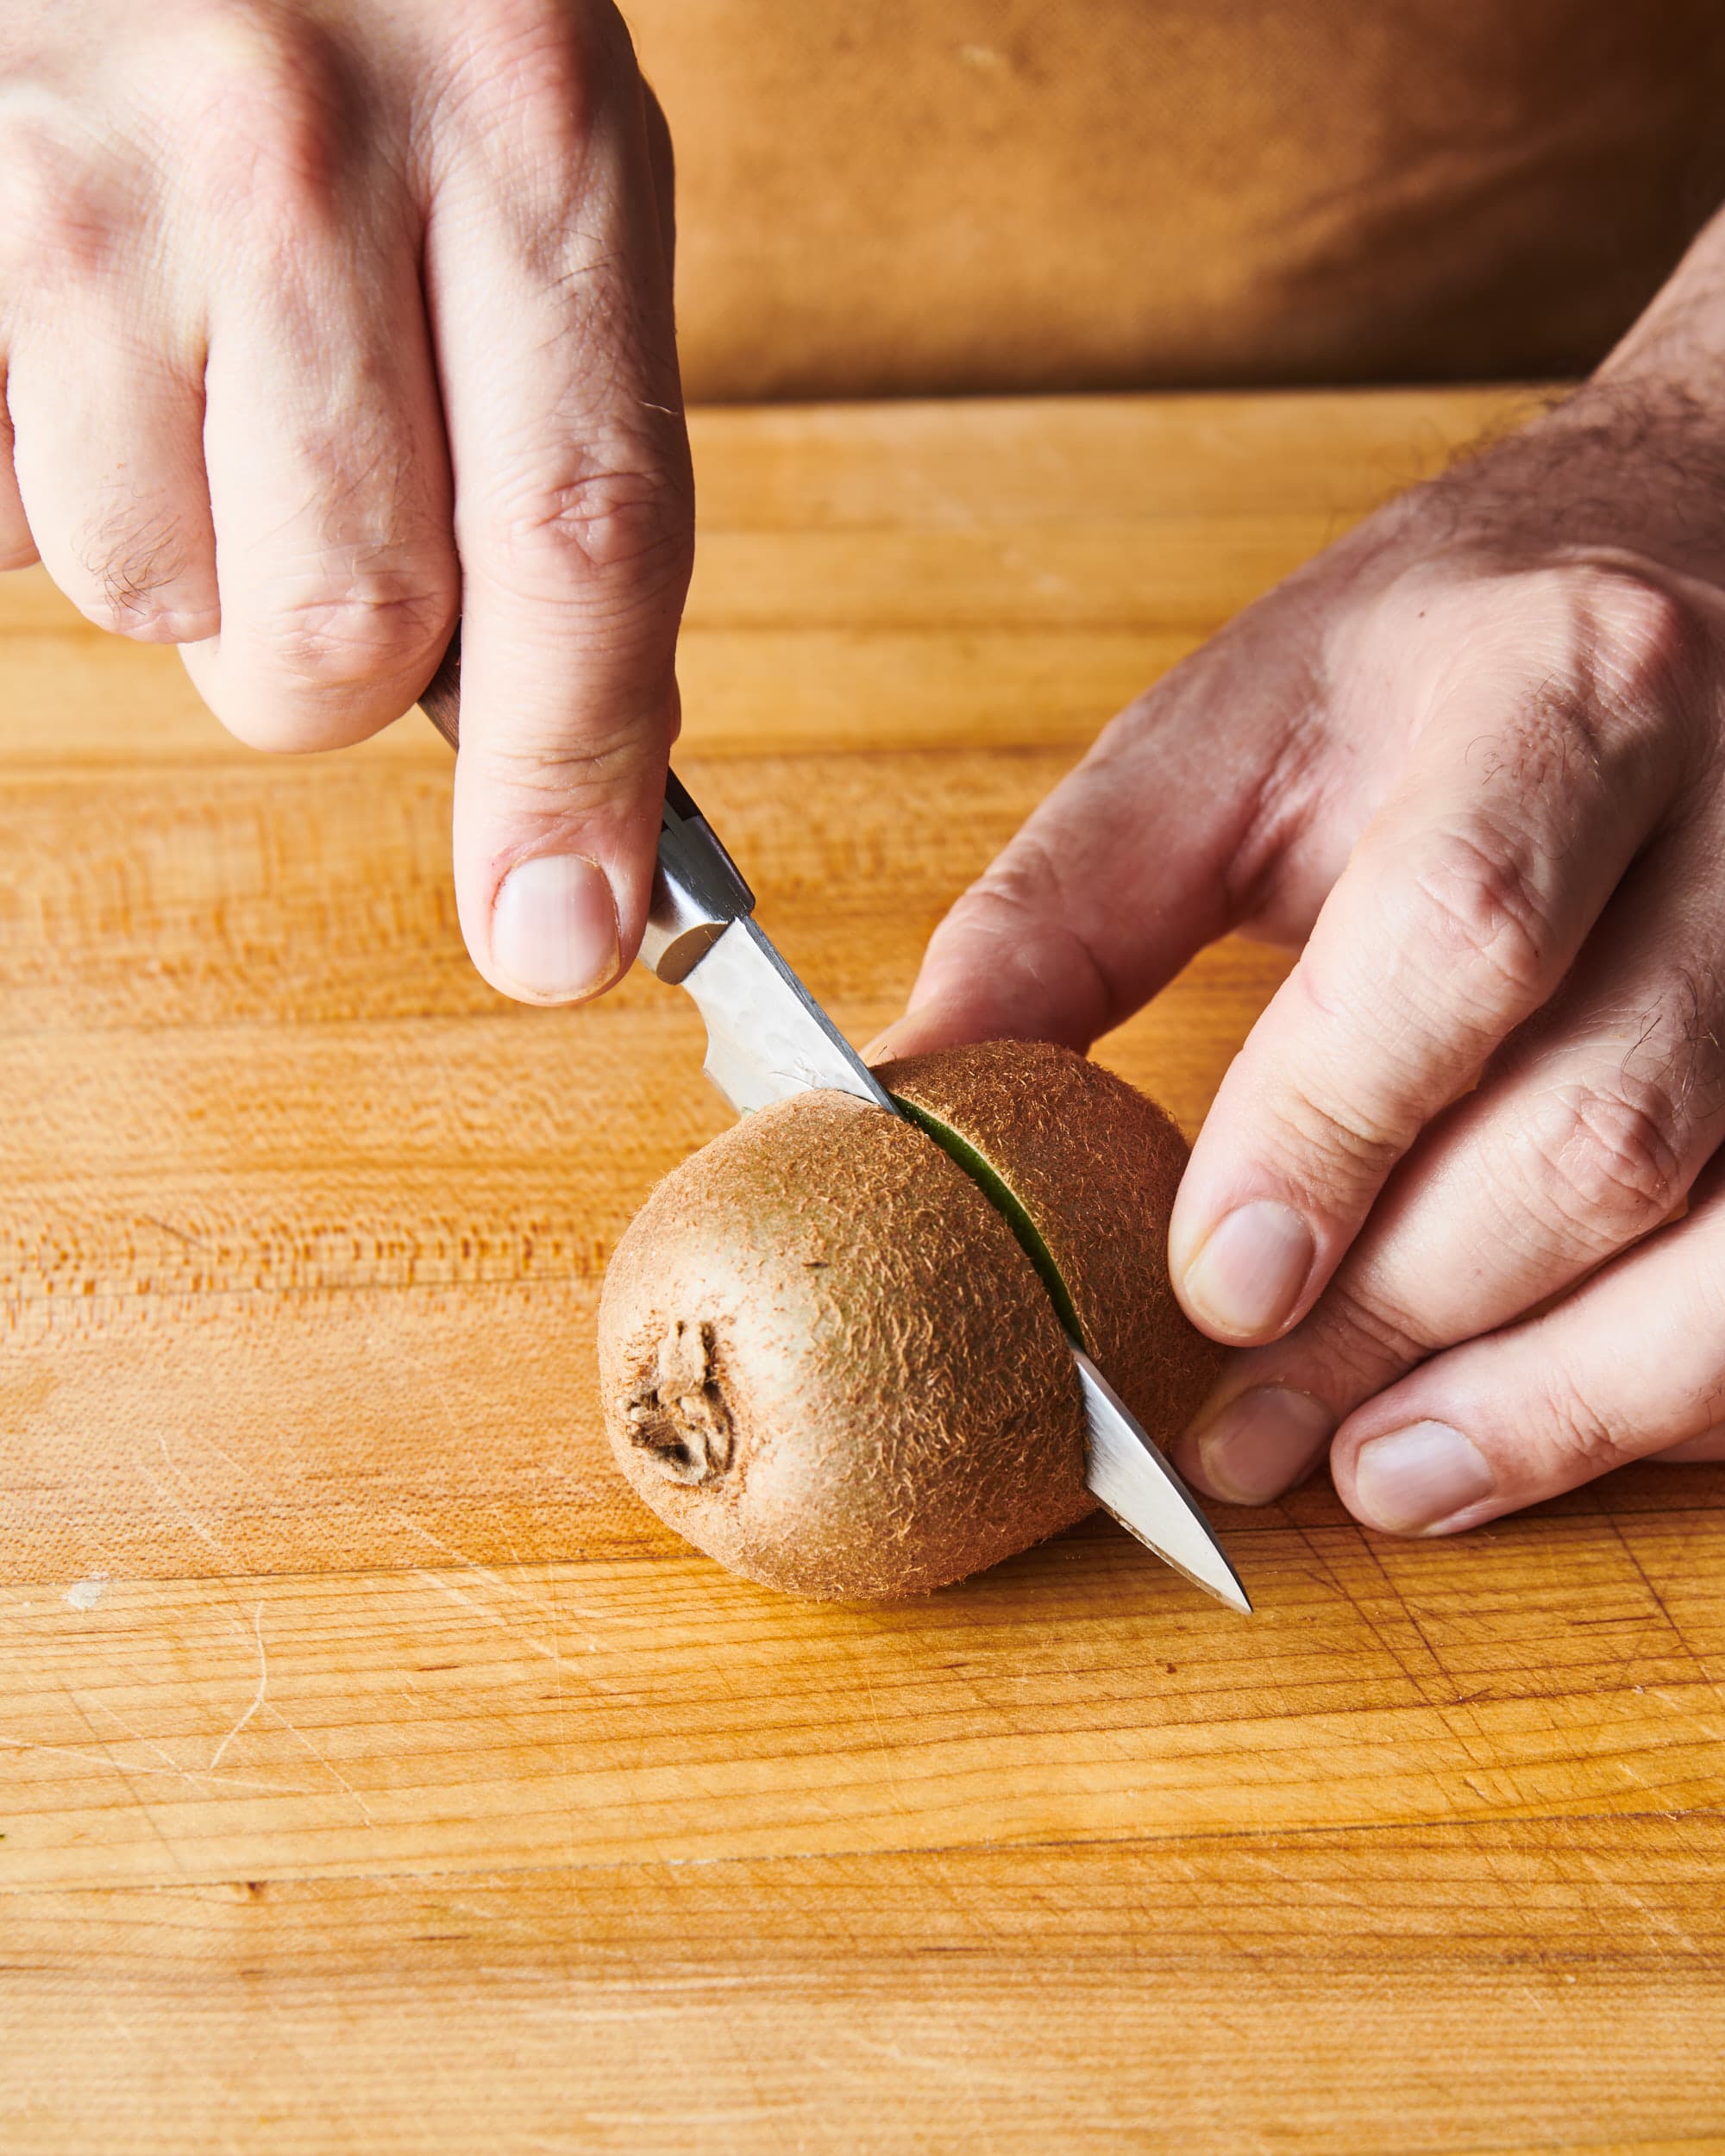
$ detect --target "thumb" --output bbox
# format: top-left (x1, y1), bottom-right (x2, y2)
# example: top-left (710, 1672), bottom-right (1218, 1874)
top-left (449, 575), bottom-right (685, 1007)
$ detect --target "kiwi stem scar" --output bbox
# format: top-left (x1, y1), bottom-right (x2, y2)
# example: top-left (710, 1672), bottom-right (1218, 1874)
top-left (889, 1094), bottom-right (1087, 1345)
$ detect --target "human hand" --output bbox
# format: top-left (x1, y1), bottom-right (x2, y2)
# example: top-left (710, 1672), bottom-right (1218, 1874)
top-left (872, 238), bottom-right (1725, 1532)
top-left (0, 0), bottom-right (691, 1004)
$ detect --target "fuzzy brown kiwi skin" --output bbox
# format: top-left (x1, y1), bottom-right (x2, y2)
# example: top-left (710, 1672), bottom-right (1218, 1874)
top-left (878, 1041), bottom-right (1223, 1448)
top-left (597, 1089), bottom-right (1091, 1601)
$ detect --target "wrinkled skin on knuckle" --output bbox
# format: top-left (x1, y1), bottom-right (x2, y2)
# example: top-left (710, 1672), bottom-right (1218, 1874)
top-left (1359, 555), bottom-right (1706, 784)
top-left (470, 716), bottom-right (671, 827)
top-left (1535, 1364), bottom-right (1640, 1484)
top-left (1274, 1094), bottom-right (1402, 1218)
top-left (479, 454), bottom-right (693, 605)
top-left (1554, 563), bottom-right (1709, 743)
top-left (1391, 817), bottom-right (1562, 1013)
top-left (1491, 563), bottom-right (1714, 803)
top-left (253, 577), bottom-right (455, 698)
top-left (1519, 1074), bottom-right (1687, 1250)
top-left (1272, 964), bottom-right (1415, 1171)
top-left (1288, 1272), bottom-right (1433, 1399)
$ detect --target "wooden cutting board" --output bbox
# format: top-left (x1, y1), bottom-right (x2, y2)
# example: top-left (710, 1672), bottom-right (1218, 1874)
top-left (3, 387), bottom-right (1722, 2153)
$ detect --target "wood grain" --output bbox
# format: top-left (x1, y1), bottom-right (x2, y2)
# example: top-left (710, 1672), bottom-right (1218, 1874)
top-left (3, 388), bottom-right (1722, 2154)
top-left (9, 1819), bottom-right (1725, 2155)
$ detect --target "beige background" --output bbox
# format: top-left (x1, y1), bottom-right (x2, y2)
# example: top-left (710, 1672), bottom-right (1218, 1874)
top-left (625, 0), bottom-right (1725, 400)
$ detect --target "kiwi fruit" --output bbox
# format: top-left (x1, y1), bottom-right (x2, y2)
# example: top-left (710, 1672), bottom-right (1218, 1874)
top-left (597, 1039), bottom-right (1219, 1600)
top-left (881, 1040), bottom-right (1211, 1444)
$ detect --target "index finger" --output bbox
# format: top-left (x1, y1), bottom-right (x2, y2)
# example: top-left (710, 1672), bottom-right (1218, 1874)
top-left (865, 583), bottom-right (1338, 1062)
top-left (423, 16), bottom-right (693, 1006)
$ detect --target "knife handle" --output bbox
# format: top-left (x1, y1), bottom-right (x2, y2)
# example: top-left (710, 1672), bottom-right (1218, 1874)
top-left (418, 629), bottom-right (752, 986)
top-left (417, 634), bottom-right (465, 753)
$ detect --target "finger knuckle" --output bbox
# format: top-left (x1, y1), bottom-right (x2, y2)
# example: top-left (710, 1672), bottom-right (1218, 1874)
top-left (1538, 1365), bottom-right (1636, 1482)
top-left (255, 577), bottom-right (453, 690)
top-left (1397, 821), bottom-right (1558, 1008)
top-left (480, 457), bottom-right (693, 601)
top-left (476, 718), bottom-right (656, 811)
top-left (1302, 1277), bottom-right (1432, 1391)
top-left (1461, 565), bottom-right (1703, 777)
top-left (967, 830), bottom-right (1076, 925)
top-left (1525, 1075), bottom-right (1684, 1245)
top-left (1554, 565), bottom-right (1702, 729)
top-left (1267, 1014), bottom-right (1408, 1189)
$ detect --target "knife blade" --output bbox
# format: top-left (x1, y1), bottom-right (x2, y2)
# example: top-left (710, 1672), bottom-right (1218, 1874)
top-left (421, 645), bottom-right (1250, 1614)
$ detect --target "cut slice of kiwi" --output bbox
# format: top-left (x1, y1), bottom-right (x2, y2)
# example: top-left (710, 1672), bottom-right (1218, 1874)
top-left (876, 1041), bottom-right (1215, 1447)
top-left (889, 1092), bottom-right (1084, 1344)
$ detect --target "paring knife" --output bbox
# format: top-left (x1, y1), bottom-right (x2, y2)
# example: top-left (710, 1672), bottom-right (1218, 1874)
top-left (421, 649), bottom-right (1250, 1614)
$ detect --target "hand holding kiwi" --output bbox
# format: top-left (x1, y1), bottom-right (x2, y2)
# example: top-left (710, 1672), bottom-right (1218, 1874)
top-left (598, 1040), bottom-right (1220, 1599)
